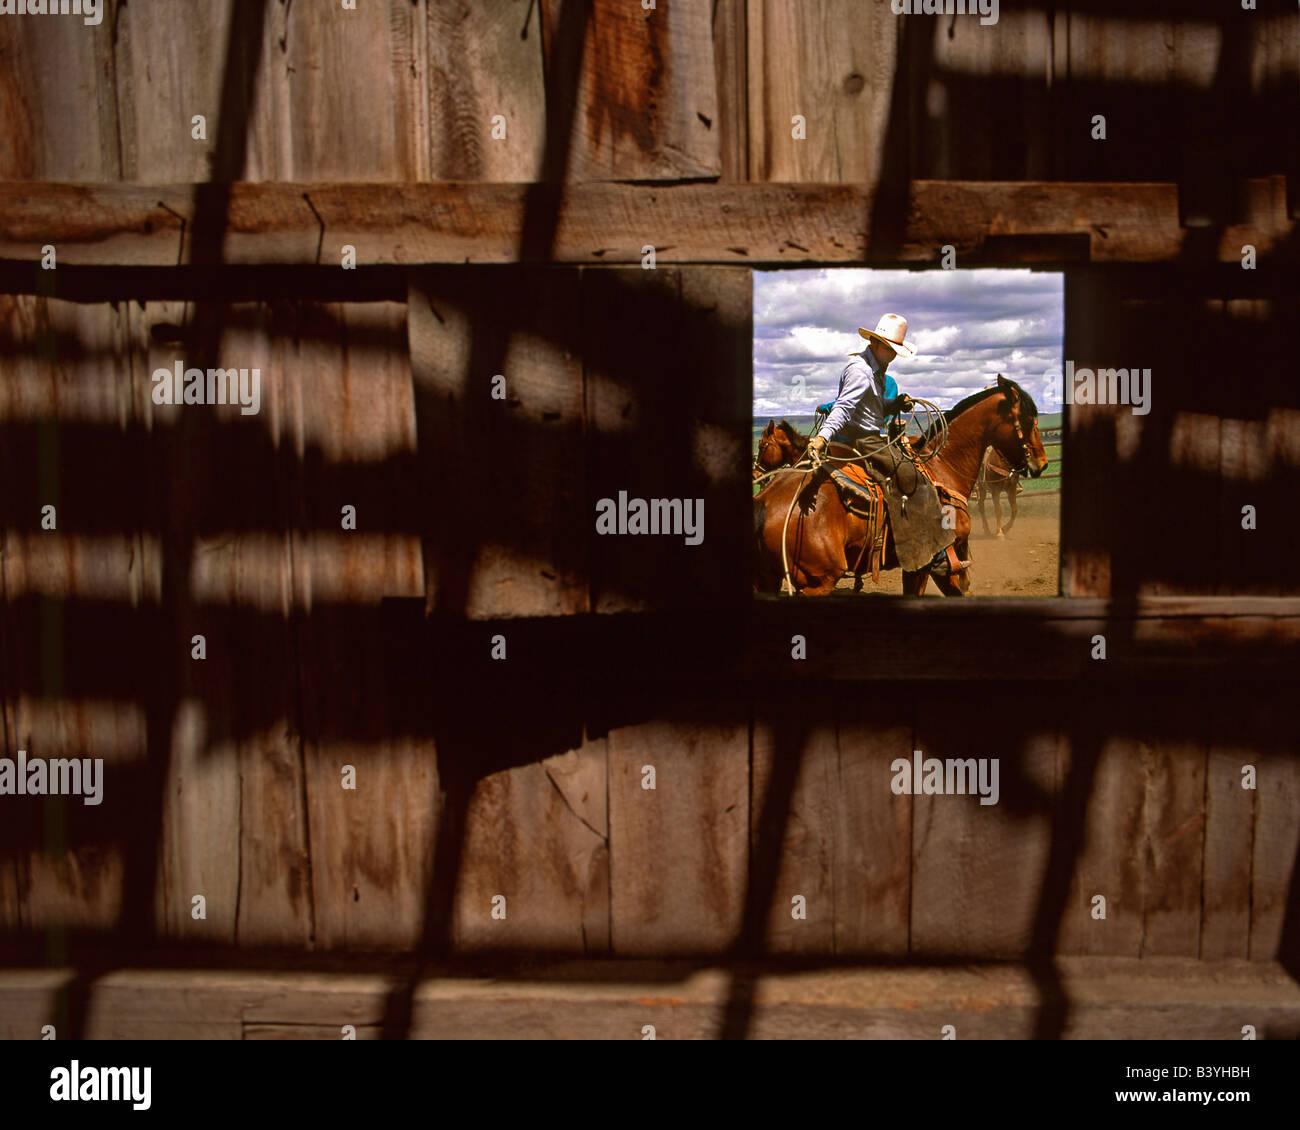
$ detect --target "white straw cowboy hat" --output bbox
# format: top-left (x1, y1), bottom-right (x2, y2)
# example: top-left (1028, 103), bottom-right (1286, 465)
top-left (850, 313), bottom-right (914, 358)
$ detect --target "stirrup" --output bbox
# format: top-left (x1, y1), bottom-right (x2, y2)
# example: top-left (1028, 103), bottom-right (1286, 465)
top-left (928, 547), bottom-right (972, 576)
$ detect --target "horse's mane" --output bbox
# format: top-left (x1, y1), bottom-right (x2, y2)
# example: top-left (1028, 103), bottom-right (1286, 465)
top-left (775, 419), bottom-right (809, 447)
top-left (922, 378), bottom-right (1038, 442)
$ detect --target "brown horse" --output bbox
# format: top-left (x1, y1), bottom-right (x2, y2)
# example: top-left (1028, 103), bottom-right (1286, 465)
top-left (754, 376), bottom-right (1049, 596)
top-left (974, 446), bottom-right (1023, 536)
top-left (753, 419), bottom-right (856, 480)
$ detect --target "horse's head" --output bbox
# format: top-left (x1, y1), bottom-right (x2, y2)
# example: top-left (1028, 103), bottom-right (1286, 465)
top-left (753, 419), bottom-right (782, 478)
top-left (987, 375), bottom-right (1049, 478)
top-left (753, 419), bottom-right (807, 478)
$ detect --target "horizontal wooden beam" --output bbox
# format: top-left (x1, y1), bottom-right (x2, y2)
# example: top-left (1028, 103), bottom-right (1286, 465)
top-left (384, 597), bottom-right (1300, 686)
top-left (1, 179), bottom-right (1292, 267)
top-left (2, 959), bottom-right (1296, 1038)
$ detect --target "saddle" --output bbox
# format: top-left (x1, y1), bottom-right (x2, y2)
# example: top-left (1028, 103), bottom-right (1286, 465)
top-left (824, 463), bottom-right (886, 584)
top-left (826, 463), bottom-right (882, 519)
top-left (825, 434), bottom-right (957, 573)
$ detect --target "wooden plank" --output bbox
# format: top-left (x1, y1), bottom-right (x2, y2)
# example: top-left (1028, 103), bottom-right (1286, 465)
top-left (142, 302), bottom-right (310, 946)
top-left (1061, 11), bottom-right (1180, 183)
top-left (277, 0), bottom-right (420, 180)
top-left (127, 298), bottom-right (232, 944)
top-left (910, 688), bottom-right (1063, 958)
top-left (1218, 295), bottom-right (1300, 595)
top-left (750, 702), bottom-right (835, 954)
top-left (1057, 726), bottom-right (1145, 958)
top-left (676, 267), bottom-right (752, 607)
top-left (1132, 315), bottom-right (1217, 600)
top-left (0, 16), bottom-right (121, 180)
top-left (583, 265), bottom-right (682, 613)
top-left (0, 298), bottom-right (138, 937)
top-left (427, 0), bottom-right (548, 180)
top-left (452, 751), bottom-right (608, 954)
top-left (3, 959), bottom-right (1298, 1040)
top-left (746, 0), bottom-right (896, 184)
top-left (244, 1023), bottom-right (383, 1039)
top-left (1136, 693), bottom-right (1208, 957)
top-left (383, 597), bottom-right (1300, 687)
top-left (1061, 268), bottom-right (1248, 598)
top-left (740, 598), bottom-right (1300, 683)
top-left (923, 10), bottom-right (1053, 180)
top-left (540, 0), bottom-right (720, 181)
top-left (302, 736), bottom-right (437, 953)
top-left (1261, 9), bottom-right (1300, 217)
top-left (711, 0), bottom-right (748, 181)
top-left (285, 302), bottom-right (433, 951)
top-left (585, 267), bottom-right (750, 613)
top-left (1202, 694), bottom-right (1266, 959)
top-left (1250, 741), bottom-right (1300, 962)
top-left (832, 695), bottom-right (912, 957)
top-left (113, 0), bottom-right (277, 182)
top-left (3, 180), bottom-right (1294, 267)
top-left (408, 268), bottom-right (588, 619)
top-left (607, 704), bottom-right (748, 955)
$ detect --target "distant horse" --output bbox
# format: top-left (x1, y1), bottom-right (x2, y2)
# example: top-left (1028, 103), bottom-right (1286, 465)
top-left (973, 445), bottom-right (1023, 536)
top-left (754, 376), bottom-right (1049, 596)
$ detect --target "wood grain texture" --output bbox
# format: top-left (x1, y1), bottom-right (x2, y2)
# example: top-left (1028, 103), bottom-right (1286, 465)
top-left (1217, 294), bottom-right (1300, 596)
top-left (0, 299), bottom-right (138, 937)
top-left (742, 597), bottom-right (1300, 682)
top-left (5, 180), bottom-right (1295, 266)
top-left (3, 959), bottom-right (1298, 1040)
top-left (0, 14), bottom-right (121, 180)
top-left (1250, 739), bottom-right (1300, 962)
top-left (832, 695), bottom-right (912, 956)
top-left (910, 688), bottom-right (1063, 958)
top-left (453, 752), bottom-right (608, 954)
top-left (1202, 696), bottom-right (1264, 960)
top-left (145, 303), bottom-right (310, 946)
top-left (1061, 10), bottom-right (1182, 183)
top-left (277, 0), bottom-right (420, 180)
top-left (1064, 271), bottom-right (1299, 599)
top-left (113, 0), bottom-right (277, 183)
top-left (923, 10), bottom-right (1053, 180)
top-left (607, 705), bottom-right (748, 955)
top-left (408, 268), bottom-right (588, 619)
top-left (284, 301), bottom-right (429, 950)
top-left (129, 299), bottom-right (236, 946)
top-left (711, 0), bottom-right (748, 181)
top-left (742, 692), bottom-right (914, 960)
top-left (746, 0), bottom-right (896, 184)
top-left (1057, 719), bottom-right (1145, 958)
top-left (540, 0), bottom-right (720, 181)
top-left (750, 704), bottom-right (835, 954)
top-left (584, 266), bottom-right (750, 612)
top-left (582, 265), bottom-right (681, 614)
top-left (1135, 694), bottom-right (1208, 957)
top-left (427, 0), bottom-right (548, 180)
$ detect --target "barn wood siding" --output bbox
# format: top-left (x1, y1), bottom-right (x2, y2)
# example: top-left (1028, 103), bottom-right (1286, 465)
top-left (0, 1), bottom-right (1295, 1002)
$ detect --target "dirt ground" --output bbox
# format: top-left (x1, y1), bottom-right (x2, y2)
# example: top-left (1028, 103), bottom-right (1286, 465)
top-left (837, 491), bottom-right (1060, 597)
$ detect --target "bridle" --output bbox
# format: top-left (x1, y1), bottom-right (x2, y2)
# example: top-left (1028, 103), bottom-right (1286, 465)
top-left (752, 432), bottom-right (787, 478)
top-left (1005, 408), bottom-right (1034, 476)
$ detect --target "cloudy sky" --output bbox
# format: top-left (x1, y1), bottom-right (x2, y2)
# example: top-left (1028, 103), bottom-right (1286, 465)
top-left (753, 268), bottom-right (1064, 418)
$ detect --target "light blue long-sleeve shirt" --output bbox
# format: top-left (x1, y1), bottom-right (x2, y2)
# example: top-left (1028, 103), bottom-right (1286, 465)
top-left (816, 349), bottom-right (896, 443)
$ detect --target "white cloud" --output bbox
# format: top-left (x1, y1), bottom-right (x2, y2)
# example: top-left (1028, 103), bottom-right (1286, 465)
top-left (754, 268), bottom-right (1063, 416)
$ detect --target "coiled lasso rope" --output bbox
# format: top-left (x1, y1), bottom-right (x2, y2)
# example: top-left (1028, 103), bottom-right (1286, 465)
top-left (755, 399), bottom-right (950, 595)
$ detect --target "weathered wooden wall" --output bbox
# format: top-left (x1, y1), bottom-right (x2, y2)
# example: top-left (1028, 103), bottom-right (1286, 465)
top-left (0, 0), bottom-right (1297, 1039)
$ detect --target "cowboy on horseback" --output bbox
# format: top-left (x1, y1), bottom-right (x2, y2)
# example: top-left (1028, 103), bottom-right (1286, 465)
top-left (805, 314), bottom-right (956, 574)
